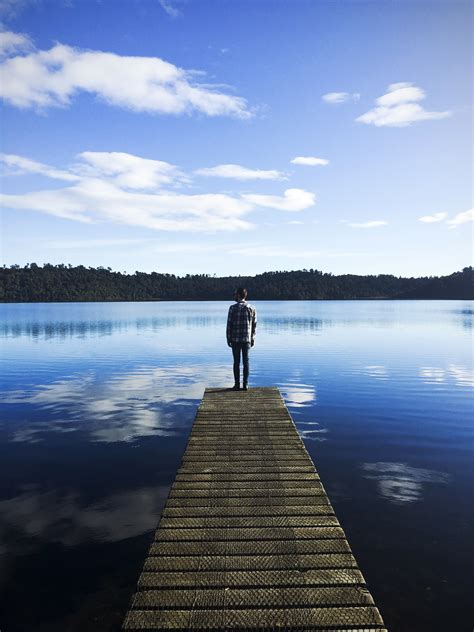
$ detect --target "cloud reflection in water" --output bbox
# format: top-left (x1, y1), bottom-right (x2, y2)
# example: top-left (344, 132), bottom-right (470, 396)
top-left (2, 364), bottom-right (230, 443)
top-left (361, 462), bottom-right (451, 504)
top-left (0, 484), bottom-right (169, 547)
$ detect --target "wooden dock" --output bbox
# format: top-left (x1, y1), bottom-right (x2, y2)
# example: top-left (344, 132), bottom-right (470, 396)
top-left (123, 387), bottom-right (387, 631)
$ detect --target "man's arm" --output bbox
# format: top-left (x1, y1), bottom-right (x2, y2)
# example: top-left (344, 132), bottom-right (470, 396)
top-left (251, 307), bottom-right (257, 346)
top-left (226, 305), bottom-right (233, 346)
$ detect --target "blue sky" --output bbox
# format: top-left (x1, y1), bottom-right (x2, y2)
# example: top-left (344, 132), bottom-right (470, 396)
top-left (1, 0), bottom-right (472, 277)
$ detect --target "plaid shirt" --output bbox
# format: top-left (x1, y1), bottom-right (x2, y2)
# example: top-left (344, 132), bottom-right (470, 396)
top-left (226, 300), bottom-right (257, 344)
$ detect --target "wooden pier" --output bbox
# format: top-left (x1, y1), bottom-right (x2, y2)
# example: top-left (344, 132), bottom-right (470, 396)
top-left (123, 387), bottom-right (387, 631)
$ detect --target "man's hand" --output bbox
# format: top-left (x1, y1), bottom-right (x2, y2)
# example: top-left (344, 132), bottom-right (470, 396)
top-left (227, 341), bottom-right (232, 347)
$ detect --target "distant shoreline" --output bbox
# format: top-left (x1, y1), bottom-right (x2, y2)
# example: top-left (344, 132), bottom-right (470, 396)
top-left (2, 297), bottom-right (470, 304)
top-left (1, 264), bottom-right (473, 302)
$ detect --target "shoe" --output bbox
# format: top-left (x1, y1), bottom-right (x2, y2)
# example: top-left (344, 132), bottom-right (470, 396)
top-left (242, 384), bottom-right (248, 391)
top-left (232, 384), bottom-right (240, 391)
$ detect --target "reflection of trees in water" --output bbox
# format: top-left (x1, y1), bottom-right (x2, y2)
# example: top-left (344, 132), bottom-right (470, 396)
top-left (264, 317), bottom-right (324, 332)
top-left (0, 315), bottom-right (225, 339)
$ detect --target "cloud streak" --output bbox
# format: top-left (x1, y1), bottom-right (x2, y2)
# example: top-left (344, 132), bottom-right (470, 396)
top-left (242, 188), bottom-right (315, 212)
top-left (346, 220), bottom-right (388, 228)
top-left (0, 31), bottom-right (252, 118)
top-left (158, 0), bottom-right (181, 18)
top-left (195, 163), bottom-right (285, 181)
top-left (291, 156), bottom-right (329, 167)
top-left (418, 212), bottom-right (447, 223)
top-left (446, 208), bottom-right (474, 229)
top-left (1, 151), bottom-right (317, 232)
top-left (322, 92), bottom-right (359, 104)
top-left (356, 82), bottom-right (451, 127)
top-left (418, 209), bottom-right (473, 229)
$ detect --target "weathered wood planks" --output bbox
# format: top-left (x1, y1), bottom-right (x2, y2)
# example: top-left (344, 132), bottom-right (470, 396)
top-left (123, 387), bottom-right (387, 631)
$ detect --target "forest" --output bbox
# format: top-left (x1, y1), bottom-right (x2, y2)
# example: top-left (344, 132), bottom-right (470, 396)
top-left (1, 264), bottom-right (472, 302)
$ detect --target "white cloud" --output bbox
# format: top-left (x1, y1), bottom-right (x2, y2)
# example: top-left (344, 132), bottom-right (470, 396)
top-left (195, 163), bottom-right (285, 181)
top-left (0, 34), bottom-right (251, 118)
top-left (0, 30), bottom-right (32, 56)
top-left (158, 0), bottom-right (181, 18)
top-left (1, 150), bottom-right (186, 190)
top-left (418, 212), bottom-right (447, 223)
top-left (290, 156), bottom-right (329, 167)
top-left (242, 188), bottom-right (316, 212)
top-left (0, 152), bottom-right (79, 181)
top-left (78, 152), bottom-right (185, 189)
top-left (347, 220), bottom-right (388, 228)
top-left (322, 92), bottom-right (359, 104)
top-left (446, 208), bottom-right (474, 229)
top-left (356, 82), bottom-right (451, 127)
top-left (1, 151), bottom-right (318, 231)
top-left (1, 181), bottom-right (254, 230)
top-left (287, 220), bottom-right (304, 225)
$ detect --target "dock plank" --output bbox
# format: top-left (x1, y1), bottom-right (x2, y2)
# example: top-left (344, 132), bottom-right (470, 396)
top-left (123, 387), bottom-right (386, 631)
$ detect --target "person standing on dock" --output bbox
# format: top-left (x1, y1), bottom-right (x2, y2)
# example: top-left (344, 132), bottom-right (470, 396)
top-left (226, 288), bottom-right (257, 391)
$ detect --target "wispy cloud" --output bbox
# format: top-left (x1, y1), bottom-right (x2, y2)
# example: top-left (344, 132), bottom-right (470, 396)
top-left (242, 188), bottom-right (316, 212)
top-left (158, 0), bottom-right (181, 18)
top-left (418, 209), bottom-right (473, 229)
top-left (1, 151), bottom-right (317, 231)
top-left (77, 152), bottom-right (187, 189)
top-left (1, 152), bottom-right (79, 181)
top-left (356, 82), bottom-right (451, 127)
top-left (0, 0), bottom-right (36, 19)
top-left (195, 163), bottom-right (285, 181)
top-left (47, 238), bottom-right (151, 249)
top-left (322, 92), bottom-right (359, 104)
top-left (228, 245), bottom-right (321, 258)
top-left (446, 208), bottom-right (473, 229)
top-left (346, 220), bottom-right (388, 228)
top-left (418, 212), bottom-right (447, 223)
top-left (290, 156), bottom-right (329, 167)
top-left (0, 29), bottom-right (32, 56)
top-left (0, 31), bottom-right (252, 118)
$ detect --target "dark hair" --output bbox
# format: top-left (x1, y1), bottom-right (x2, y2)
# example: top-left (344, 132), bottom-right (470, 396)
top-left (235, 287), bottom-right (248, 300)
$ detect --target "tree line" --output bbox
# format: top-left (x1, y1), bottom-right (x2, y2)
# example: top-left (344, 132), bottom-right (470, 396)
top-left (1, 264), bottom-right (472, 302)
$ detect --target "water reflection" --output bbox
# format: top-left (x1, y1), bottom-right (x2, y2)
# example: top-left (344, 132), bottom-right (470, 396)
top-left (1, 365), bottom-right (229, 443)
top-left (0, 316), bottom-right (224, 339)
top-left (280, 382), bottom-right (316, 407)
top-left (364, 365), bottom-right (389, 380)
top-left (0, 299), bottom-right (472, 632)
top-left (361, 462), bottom-right (451, 504)
top-left (298, 423), bottom-right (328, 442)
top-left (418, 364), bottom-right (474, 387)
top-left (0, 484), bottom-right (169, 547)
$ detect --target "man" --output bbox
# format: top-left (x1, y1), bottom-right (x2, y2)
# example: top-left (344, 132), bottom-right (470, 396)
top-left (226, 287), bottom-right (257, 391)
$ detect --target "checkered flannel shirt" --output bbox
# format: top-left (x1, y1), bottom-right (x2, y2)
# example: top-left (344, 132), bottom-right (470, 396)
top-left (226, 300), bottom-right (257, 345)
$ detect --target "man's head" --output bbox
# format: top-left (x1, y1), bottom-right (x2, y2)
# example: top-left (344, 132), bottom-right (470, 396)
top-left (234, 287), bottom-right (248, 301)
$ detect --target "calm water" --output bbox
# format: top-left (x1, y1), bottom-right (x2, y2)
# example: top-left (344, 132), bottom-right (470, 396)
top-left (0, 300), bottom-right (473, 632)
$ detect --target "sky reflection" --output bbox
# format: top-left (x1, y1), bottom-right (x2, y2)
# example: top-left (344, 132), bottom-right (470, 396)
top-left (1, 365), bottom-right (230, 443)
top-left (0, 299), bottom-right (472, 632)
top-left (361, 462), bottom-right (451, 504)
top-left (0, 484), bottom-right (170, 547)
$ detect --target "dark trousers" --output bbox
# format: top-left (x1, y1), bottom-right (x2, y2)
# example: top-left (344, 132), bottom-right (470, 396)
top-left (231, 342), bottom-right (250, 385)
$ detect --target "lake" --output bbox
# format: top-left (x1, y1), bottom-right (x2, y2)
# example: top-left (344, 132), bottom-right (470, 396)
top-left (0, 300), bottom-right (473, 632)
